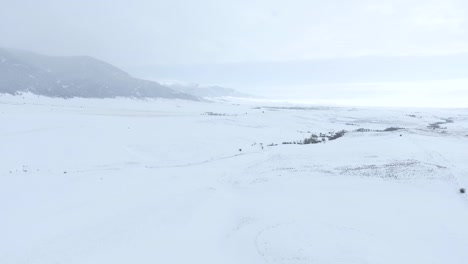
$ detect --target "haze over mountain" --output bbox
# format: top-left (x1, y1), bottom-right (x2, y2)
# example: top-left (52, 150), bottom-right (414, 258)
top-left (0, 48), bottom-right (197, 100)
top-left (2, 0), bottom-right (467, 106)
top-left (129, 54), bottom-right (468, 107)
top-left (164, 83), bottom-right (252, 98)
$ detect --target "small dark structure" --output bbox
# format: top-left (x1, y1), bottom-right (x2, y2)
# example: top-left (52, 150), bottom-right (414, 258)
top-left (239, 149), bottom-right (242, 152)
top-left (460, 188), bottom-right (466, 194)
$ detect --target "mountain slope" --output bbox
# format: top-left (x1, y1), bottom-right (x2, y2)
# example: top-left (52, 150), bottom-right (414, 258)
top-left (0, 48), bottom-right (197, 100)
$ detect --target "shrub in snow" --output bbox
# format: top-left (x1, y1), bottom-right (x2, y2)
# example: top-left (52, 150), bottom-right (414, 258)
top-left (328, 130), bottom-right (347, 141)
top-left (303, 134), bottom-right (321, 144)
top-left (383, 127), bottom-right (403, 132)
top-left (355, 128), bottom-right (372, 132)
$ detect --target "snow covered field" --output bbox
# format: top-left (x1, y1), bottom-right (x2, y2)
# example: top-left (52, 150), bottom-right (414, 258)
top-left (1, 94), bottom-right (468, 264)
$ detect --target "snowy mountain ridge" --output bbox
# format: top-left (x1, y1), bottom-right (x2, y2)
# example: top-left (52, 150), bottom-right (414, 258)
top-left (0, 48), bottom-right (197, 100)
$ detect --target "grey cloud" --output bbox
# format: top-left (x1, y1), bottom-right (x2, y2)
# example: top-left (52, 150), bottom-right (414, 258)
top-left (1, 0), bottom-right (468, 67)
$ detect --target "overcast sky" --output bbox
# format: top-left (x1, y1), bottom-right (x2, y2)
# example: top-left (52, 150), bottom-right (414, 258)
top-left (1, 0), bottom-right (468, 106)
top-left (1, 0), bottom-right (467, 65)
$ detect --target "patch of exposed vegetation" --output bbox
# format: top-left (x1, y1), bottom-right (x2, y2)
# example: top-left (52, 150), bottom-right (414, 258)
top-left (203, 112), bottom-right (237, 116)
top-left (355, 128), bottom-right (373, 132)
top-left (270, 126), bottom-right (404, 148)
top-left (282, 130), bottom-right (347, 145)
top-left (382, 127), bottom-right (404, 132)
top-left (262, 106), bottom-right (330, 111)
top-left (336, 160), bottom-right (451, 180)
top-left (328, 130), bottom-right (347, 140)
top-left (407, 114), bottom-right (422, 118)
top-left (354, 127), bottom-right (404, 133)
top-left (428, 118), bottom-right (453, 130)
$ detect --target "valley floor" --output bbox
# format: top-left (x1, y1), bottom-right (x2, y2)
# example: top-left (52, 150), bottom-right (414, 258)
top-left (1, 94), bottom-right (468, 264)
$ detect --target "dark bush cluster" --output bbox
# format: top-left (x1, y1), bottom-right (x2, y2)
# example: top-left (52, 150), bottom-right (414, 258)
top-left (283, 130), bottom-right (347, 146)
top-left (303, 134), bottom-right (322, 144)
top-left (355, 128), bottom-right (372, 132)
top-left (328, 130), bottom-right (347, 141)
top-left (428, 119), bottom-right (452, 130)
top-left (272, 129), bottom-right (350, 148)
top-left (383, 127), bottom-right (404, 132)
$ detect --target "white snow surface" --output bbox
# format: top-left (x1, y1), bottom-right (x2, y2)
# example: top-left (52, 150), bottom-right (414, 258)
top-left (1, 94), bottom-right (468, 264)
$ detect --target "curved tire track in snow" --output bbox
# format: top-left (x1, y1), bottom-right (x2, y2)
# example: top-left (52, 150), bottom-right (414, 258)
top-left (408, 133), bottom-right (468, 205)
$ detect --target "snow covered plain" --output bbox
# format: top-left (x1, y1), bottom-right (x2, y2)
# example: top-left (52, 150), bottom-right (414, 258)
top-left (1, 94), bottom-right (468, 264)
